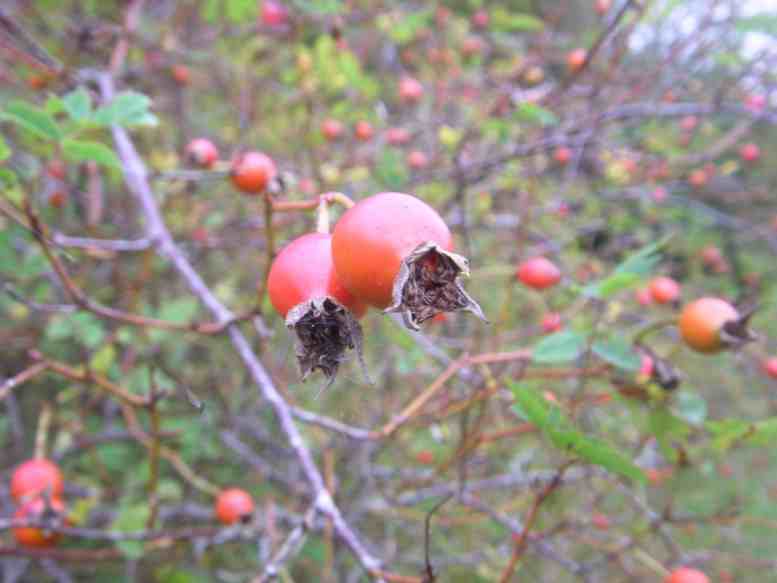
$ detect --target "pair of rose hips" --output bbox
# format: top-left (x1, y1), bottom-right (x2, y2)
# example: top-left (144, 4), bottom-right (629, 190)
top-left (9, 458), bottom-right (67, 547)
top-left (267, 192), bottom-right (485, 384)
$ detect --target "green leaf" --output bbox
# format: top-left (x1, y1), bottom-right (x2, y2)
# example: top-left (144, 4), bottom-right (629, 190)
top-left (510, 381), bottom-right (645, 482)
top-left (0, 135), bottom-right (9, 161)
top-left (648, 408), bottom-right (690, 461)
top-left (592, 336), bottom-right (641, 371)
top-left (513, 103), bottom-right (558, 127)
top-left (62, 138), bottom-right (121, 169)
top-left (70, 312), bottom-right (105, 348)
top-left (111, 503), bottom-right (150, 559)
top-left (292, 0), bottom-right (343, 15)
top-left (387, 9), bottom-right (432, 44)
top-left (674, 391), bottom-right (707, 426)
top-left (92, 91), bottom-right (158, 127)
top-left (571, 434), bottom-right (646, 482)
top-left (582, 236), bottom-right (670, 298)
top-left (375, 148), bottom-right (408, 190)
top-left (1, 100), bottom-right (61, 141)
top-left (706, 418), bottom-right (750, 451)
top-left (89, 344), bottom-right (116, 374)
top-left (0, 168), bottom-right (17, 189)
top-left (533, 331), bottom-right (586, 364)
top-left (62, 87), bottom-right (92, 122)
top-left (492, 9), bottom-right (544, 32)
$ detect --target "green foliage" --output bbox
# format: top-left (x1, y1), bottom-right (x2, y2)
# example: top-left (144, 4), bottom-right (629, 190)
top-left (491, 9), bottom-right (544, 32)
top-left (111, 503), bottom-right (150, 559)
top-left (510, 381), bottom-right (645, 482)
top-left (532, 331), bottom-right (586, 364)
top-left (375, 147), bottom-right (408, 190)
top-left (592, 336), bottom-right (641, 371)
top-left (1, 100), bottom-right (61, 140)
top-left (582, 236), bottom-right (669, 298)
top-left (62, 138), bottom-right (121, 169)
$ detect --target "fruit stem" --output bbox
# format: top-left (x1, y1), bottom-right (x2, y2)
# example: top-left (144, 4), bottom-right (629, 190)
top-left (316, 195), bottom-right (330, 234)
top-left (632, 317), bottom-right (678, 345)
top-left (33, 402), bottom-right (52, 459)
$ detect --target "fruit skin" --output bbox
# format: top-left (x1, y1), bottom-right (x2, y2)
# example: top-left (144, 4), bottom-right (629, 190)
top-left (679, 297), bottom-right (739, 354)
top-left (763, 357), bottom-right (777, 379)
top-left (386, 127), bottom-right (411, 146)
top-left (594, 0), bottom-right (611, 15)
top-left (186, 138), bottom-right (219, 169)
top-left (215, 488), bottom-right (255, 525)
top-left (635, 288), bottom-right (653, 306)
top-left (516, 257), bottom-right (562, 290)
top-left (268, 233), bottom-right (366, 319)
top-left (230, 151), bottom-right (277, 194)
top-left (566, 48), bottom-right (587, 73)
top-left (664, 567), bottom-right (709, 583)
top-left (471, 9), bottom-right (489, 29)
top-left (688, 169), bottom-right (708, 189)
top-left (354, 120), bottom-right (374, 142)
top-left (407, 150), bottom-right (429, 170)
top-left (332, 192), bottom-right (452, 309)
top-left (170, 64), bottom-right (191, 85)
top-left (321, 118), bottom-right (344, 142)
top-left (739, 143), bottom-right (760, 163)
top-left (46, 160), bottom-right (67, 180)
top-left (398, 76), bottom-right (424, 104)
top-left (13, 496), bottom-right (66, 548)
top-left (553, 146), bottom-right (572, 166)
top-left (11, 459), bottom-right (64, 502)
top-left (541, 312), bottom-right (563, 334)
top-left (649, 276), bottom-right (681, 304)
top-left (261, 0), bottom-right (288, 27)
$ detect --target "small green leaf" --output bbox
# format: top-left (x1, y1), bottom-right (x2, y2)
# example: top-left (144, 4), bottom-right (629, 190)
top-left (492, 9), bottom-right (544, 32)
top-left (513, 103), bottom-right (558, 127)
top-left (62, 138), bottom-right (121, 169)
top-left (571, 435), bottom-right (646, 482)
top-left (62, 87), bottom-right (92, 122)
top-left (582, 236), bottom-right (670, 298)
top-left (92, 91), bottom-right (158, 127)
top-left (533, 331), bottom-right (586, 364)
top-left (375, 148), bottom-right (408, 190)
top-left (1, 100), bottom-right (61, 141)
top-left (592, 336), bottom-right (641, 371)
top-left (89, 344), bottom-right (116, 374)
top-left (0, 136), bottom-right (10, 162)
top-left (674, 391), bottom-right (707, 425)
top-left (112, 503), bottom-right (150, 559)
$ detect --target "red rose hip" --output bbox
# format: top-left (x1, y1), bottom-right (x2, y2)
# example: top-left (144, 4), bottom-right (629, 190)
top-left (332, 192), bottom-right (485, 329)
top-left (215, 488), bottom-right (255, 525)
top-left (11, 459), bottom-right (64, 502)
top-left (268, 232), bottom-right (367, 384)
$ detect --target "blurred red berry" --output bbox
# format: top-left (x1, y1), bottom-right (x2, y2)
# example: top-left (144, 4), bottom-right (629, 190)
top-left (186, 138), bottom-right (219, 169)
top-left (517, 257), bottom-right (562, 290)
top-left (215, 488), bottom-right (255, 525)
top-left (664, 567), bottom-right (709, 583)
top-left (541, 312), bottom-right (563, 334)
top-left (649, 276), bottom-right (681, 304)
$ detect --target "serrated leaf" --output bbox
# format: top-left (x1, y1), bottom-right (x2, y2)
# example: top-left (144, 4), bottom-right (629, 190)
top-left (513, 103), bottom-right (558, 127)
top-left (592, 336), bottom-right (641, 371)
top-left (583, 236), bottom-right (670, 298)
top-left (0, 135), bottom-right (10, 161)
top-left (62, 138), bottom-right (121, 169)
top-left (492, 9), bottom-right (544, 32)
top-left (572, 435), bottom-right (646, 482)
top-left (533, 331), bottom-right (586, 364)
top-left (510, 381), bottom-right (644, 482)
top-left (62, 87), bottom-right (92, 122)
top-left (1, 101), bottom-right (61, 141)
top-left (674, 391), bottom-right (707, 425)
top-left (92, 91), bottom-right (157, 127)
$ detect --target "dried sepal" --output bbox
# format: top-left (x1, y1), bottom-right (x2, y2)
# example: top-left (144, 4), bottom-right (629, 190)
top-left (720, 305), bottom-right (758, 351)
top-left (385, 242), bottom-right (487, 331)
top-left (285, 296), bottom-right (368, 391)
